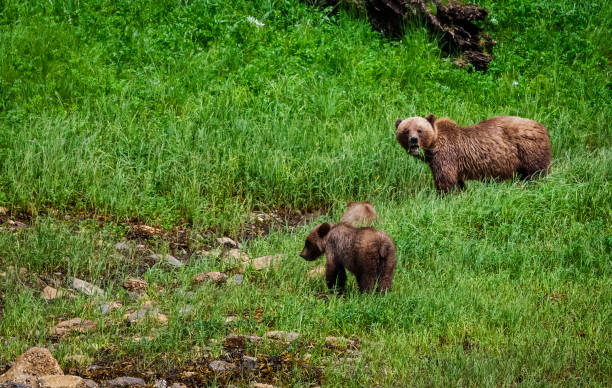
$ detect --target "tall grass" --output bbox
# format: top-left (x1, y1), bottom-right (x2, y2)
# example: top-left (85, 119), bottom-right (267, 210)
top-left (0, 0), bottom-right (609, 230)
top-left (0, 0), bottom-right (610, 385)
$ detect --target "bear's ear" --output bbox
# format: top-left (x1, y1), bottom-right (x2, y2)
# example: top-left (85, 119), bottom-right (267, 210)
top-left (424, 114), bottom-right (436, 126)
top-left (395, 119), bottom-right (403, 129)
top-left (317, 222), bottom-right (331, 238)
top-left (346, 201), bottom-right (353, 206)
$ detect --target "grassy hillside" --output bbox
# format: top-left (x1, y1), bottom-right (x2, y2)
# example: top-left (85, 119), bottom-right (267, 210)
top-left (0, 0), bottom-right (610, 386)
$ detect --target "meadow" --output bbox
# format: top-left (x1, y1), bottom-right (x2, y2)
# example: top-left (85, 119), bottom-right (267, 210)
top-left (0, 0), bottom-right (610, 386)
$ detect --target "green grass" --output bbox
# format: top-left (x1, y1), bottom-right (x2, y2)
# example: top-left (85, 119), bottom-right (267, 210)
top-left (0, 0), bottom-right (611, 386)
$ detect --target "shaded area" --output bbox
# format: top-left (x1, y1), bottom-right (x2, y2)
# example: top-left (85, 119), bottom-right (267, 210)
top-left (68, 350), bottom-right (323, 387)
top-left (310, 0), bottom-right (495, 70)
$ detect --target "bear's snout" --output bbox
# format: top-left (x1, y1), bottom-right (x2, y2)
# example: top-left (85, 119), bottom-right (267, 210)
top-left (410, 136), bottom-right (418, 145)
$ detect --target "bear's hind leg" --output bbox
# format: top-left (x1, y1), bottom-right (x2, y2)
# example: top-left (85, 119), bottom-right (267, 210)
top-left (357, 275), bottom-right (376, 293)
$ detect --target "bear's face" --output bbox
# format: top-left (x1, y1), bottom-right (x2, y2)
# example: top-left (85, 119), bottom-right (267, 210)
top-left (395, 115), bottom-right (437, 156)
top-left (300, 223), bottom-right (331, 261)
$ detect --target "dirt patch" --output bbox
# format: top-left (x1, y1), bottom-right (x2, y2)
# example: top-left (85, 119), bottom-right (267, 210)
top-left (68, 350), bottom-right (323, 387)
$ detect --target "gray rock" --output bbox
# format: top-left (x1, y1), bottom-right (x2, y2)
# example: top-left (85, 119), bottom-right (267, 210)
top-left (266, 330), bottom-right (299, 343)
top-left (101, 377), bottom-right (145, 387)
top-left (192, 272), bottom-right (227, 285)
top-left (69, 278), bottom-right (103, 297)
top-left (149, 254), bottom-right (183, 268)
top-left (113, 242), bottom-right (130, 251)
top-left (83, 380), bottom-right (98, 388)
top-left (241, 356), bottom-right (257, 372)
top-left (152, 380), bottom-right (167, 388)
top-left (228, 274), bottom-right (244, 286)
top-left (97, 301), bottom-right (122, 315)
top-left (216, 237), bottom-right (241, 249)
top-left (208, 360), bottom-right (236, 373)
top-left (123, 308), bottom-right (149, 323)
top-left (169, 384), bottom-right (186, 388)
top-left (247, 254), bottom-right (285, 270)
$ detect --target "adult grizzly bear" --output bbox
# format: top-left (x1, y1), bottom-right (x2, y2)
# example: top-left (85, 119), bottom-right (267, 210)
top-left (340, 201), bottom-right (378, 227)
top-left (395, 114), bottom-right (551, 192)
top-left (300, 222), bottom-right (396, 294)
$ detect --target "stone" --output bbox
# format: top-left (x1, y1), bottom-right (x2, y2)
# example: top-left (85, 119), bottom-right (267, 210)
top-left (152, 379), bottom-right (167, 388)
top-left (155, 313), bottom-right (168, 325)
top-left (216, 237), bottom-right (241, 249)
top-left (38, 375), bottom-right (86, 388)
top-left (308, 266), bottom-right (325, 278)
top-left (252, 384), bottom-right (274, 388)
top-left (228, 274), bottom-right (244, 286)
top-left (122, 278), bottom-right (147, 292)
top-left (169, 384), bottom-right (186, 388)
top-left (131, 224), bottom-right (163, 236)
top-left (123, 305), bottom-right (166, 325)
top-left (40, 286), bottom-right (61, 301)
top-left (325, 336), bottom-right (359, 350)
top-left (130, 336), bottom-right (153, 343)
top-left (8, 220), bottom-right (27, 230)
top-left (97, 301), bottom-right (122, 315)
top-left (50, 318), bottom-right (97, 339)
top-left (208, 361), bottom-right (235, 373)
top-left (123, 309), bottom-right (149, 323)
top-left (192, 272), bottom-right (227, 285)
top-left (83, 380), bottom-right (98, 388)
top-left (247, 254), bottom-right (285, 270)
top-left (100, 377), bottom-right (145, 387)
top-left (113, 242), bottom-right (130, 251)
top-left (225, 249), bottom-right (248, 263)
top-left (148, 254), bottom-right (183, 268)
top-left (224, 316), bottom-right (239, 323)
top-left (68, 278), bottom-right (103, 297)
top-left (266, 331), bottom-right (299, 343)
top-left (223, 334), bottom-right (262, 349)
top-left (0, 347), bottom-right (63, 387)
top-left (241, 356), bottom-right (257, 371)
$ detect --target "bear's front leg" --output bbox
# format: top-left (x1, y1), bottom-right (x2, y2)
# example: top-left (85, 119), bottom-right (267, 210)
top-left (430, 159), bottom-right (461, 193)
top-left (325, 259), bottom-right (346, 294)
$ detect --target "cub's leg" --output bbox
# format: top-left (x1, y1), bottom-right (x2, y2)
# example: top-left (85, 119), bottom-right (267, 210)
top-left (325, 259), bottom-right (347, 293)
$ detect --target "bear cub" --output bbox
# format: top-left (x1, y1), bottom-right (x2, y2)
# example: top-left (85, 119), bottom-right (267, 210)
top-left (395, 114), bottom-right (551, 192)
top-left (340, 201), bottom-right (378, 227)
top-left (300, 222), bottom-right (396, 294)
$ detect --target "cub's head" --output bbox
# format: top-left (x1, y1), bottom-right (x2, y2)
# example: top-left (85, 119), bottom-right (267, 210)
top-left (395, 114), bottom-right (437, 156)
top-left (299, 222), bottom-right (331, 261)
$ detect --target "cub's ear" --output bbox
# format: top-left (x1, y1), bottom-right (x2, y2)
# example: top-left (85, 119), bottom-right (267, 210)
top-left (317, 222), bottom-right (331, 238)
top-left (346, 201), bottom-right (354, 206)
top-left (424, 114), bottom-right (436, 126)
top-left (395, 119), bottom-right (403, 129)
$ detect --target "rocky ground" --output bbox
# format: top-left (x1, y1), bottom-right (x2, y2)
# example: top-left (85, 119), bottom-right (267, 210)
top-left (0, 211), bottom-right (340, 387)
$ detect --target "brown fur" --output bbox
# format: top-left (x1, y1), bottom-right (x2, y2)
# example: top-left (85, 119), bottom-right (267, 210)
top-left (300, 222), bottom-right (396, 294)
top-left (395, 115), bottom-right (551, 192)
top-left (340, 201), bottom-right (378, 227)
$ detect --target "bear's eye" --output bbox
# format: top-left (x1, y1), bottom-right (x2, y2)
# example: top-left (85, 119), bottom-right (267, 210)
top-left (417, 130), bottom-right (422, 134)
